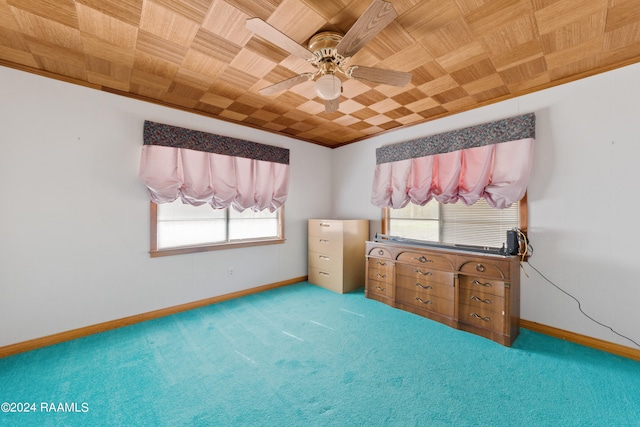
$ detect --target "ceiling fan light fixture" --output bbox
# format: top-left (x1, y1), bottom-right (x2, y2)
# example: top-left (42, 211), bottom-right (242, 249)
top-left (314, 74), bottom-right (342, 100)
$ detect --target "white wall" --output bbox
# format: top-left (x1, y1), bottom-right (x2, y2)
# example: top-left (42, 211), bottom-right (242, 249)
top-left (0, 66), bottom-right (333, 347)
top-left (333, 62), bottom-right (640, 349)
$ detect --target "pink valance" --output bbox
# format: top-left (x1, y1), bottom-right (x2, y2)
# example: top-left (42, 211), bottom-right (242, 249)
top-left (371, 138), bottom-right (534, 209)
top-left (139, 122), bottom-right (289, 212)
top-left (371, 114), bottom-right (536, 209)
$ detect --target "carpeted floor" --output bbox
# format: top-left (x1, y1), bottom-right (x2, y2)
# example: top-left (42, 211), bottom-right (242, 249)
top-left (1, 282), bottom-right (639, 426)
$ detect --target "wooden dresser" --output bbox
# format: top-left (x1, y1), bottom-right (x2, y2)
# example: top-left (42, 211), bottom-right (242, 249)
top-left (308, 219), bottom-right (369, 294)
top-left (366, 240), bottom-right (520, 346)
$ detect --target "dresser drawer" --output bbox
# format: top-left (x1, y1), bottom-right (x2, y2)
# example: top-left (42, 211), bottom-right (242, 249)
top-left (458, 258), bottom-right (509, 279)
top-left (367, 246), bottom-right (393, 260)
top-left (459, 275), bottom-right (506, 298)
top-left (396, 251), bottom-right (454, 270)
top-left (368, 257), bottom-right (393, 276)
top-left (396, 275), bottom-right (454, 300)
top-left (396, 263), bottom-right (453, 286)
top-left (458, 303), bottom-right (505, 333)
top-left (308, 220), bottom-right (343, 239)
top-left (309, 267), bottom-right (342, 292)
top-left (309, 234), bottom-right (343, 256)
top-left (396, 287), bottom-right (454, 317)
top-left (367, 264), bottom-right (393, 284)
top-left (308, 251), bottom-right (343, 276)
top-left (367, 278), bottom-right (393, 299)
top-left (459, 285), bottom-right (505, 315)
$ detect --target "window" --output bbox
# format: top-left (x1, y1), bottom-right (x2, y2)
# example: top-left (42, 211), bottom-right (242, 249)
top-left (384, 195), bottom-right (526, 249)
top-left (149, 200), bottom-right (284, 257)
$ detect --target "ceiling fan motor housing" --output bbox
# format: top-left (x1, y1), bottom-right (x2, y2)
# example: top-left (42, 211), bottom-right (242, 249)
top-left (308, 32), bottom-right (348, 71)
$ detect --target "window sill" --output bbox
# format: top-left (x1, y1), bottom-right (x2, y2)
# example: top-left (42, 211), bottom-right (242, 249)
top-left (150, 237), bottom-right (285, 258)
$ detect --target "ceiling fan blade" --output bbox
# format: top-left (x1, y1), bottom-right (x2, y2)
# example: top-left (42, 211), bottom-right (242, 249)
top-left (246, 18), bottom-right (314, 61)
top-left (259, 73), bottom-right (314, 96)
top-left (335, 0), bottom-right (397, 58)
top-left (325, 98), bottom-right (340, 113)
top-left (347, 66), bottom-right (412, 86)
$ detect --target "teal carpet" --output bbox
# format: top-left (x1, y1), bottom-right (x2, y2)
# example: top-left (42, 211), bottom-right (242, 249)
top-left (1, 282), bottom-right (639, 426)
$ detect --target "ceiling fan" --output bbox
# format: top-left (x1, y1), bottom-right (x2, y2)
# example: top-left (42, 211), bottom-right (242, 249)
top-left (246, 0), bottom-right (412, 113)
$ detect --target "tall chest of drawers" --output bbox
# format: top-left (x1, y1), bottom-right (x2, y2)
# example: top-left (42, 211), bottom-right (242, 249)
top-left (308, 219), bottom-right (369, 294)
top-left (365, 240), bottom-right (520, 346)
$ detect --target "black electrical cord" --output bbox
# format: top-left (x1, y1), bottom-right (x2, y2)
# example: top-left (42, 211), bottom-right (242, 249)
top-left (523, 260), bottom-right (640, 350)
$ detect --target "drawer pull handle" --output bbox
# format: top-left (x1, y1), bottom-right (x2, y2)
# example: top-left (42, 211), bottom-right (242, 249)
top-left (415, 269), bottom-right (432, 276)
top-left (375, 285), bottom-right (386, 292)
top-left (471, 295), bottom-right (492, 304)
top-left (415, 297), bottom-right (432, 305)
top-left (378, 249), bottom-right (385, 256)
top-left (319, 239), bottom-right (330, 243)
top-left (475, 264), bottom-right (485, 272)
top-left (413, 256), bottom-right (433, 263)
top-left (471, 313), bottom-right (491, 322)
top-left (376, 261), bottom-right (387, 266)
top-left (471, 279), bottom-right (491, 287)
top-left (319, 255), bottom-right (330, 261)
top-left (376, 273), bottom-right (387, 279)
top-left (319, 271), bottom-right (330, 276)
top-left (416, 283), bottom-right (432, 290)
top-left (320, 223), bottom-right (330, 227)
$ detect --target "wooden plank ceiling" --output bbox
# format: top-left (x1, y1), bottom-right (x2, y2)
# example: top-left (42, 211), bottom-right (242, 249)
top-left (1, 0), bottom-right (639, 147)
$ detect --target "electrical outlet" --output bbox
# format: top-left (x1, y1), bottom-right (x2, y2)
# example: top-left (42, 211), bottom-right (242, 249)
top-left (228, 267), bottom-right (234, 276)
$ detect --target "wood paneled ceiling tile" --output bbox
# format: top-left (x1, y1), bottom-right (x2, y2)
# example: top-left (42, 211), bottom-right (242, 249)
top-left (490, 40), bottom-right (544, 72)
top-left (432, 86), bottom-right (468, 104)
top-left (435, 41), bottom-right (488, 73)
top-left (192, 29), bottom-right (241, 63)
top-left (180, 49), bottom-right (227, 79)
top-left (540, 11), bottom-right (606, 54)
top-left (135, 30), bottom-right (188, 65)
top-left (534, 0), bottom-right (608, 35)
top-left (463, 0), bottom-right (534, 36)
top-left (366, 21), bottom-right (415, 61)
top-left (301, 0), bottom-right (349, 20)
top-left (335, 98), bottom-right (366, 115)
top-left (544, 37), bottom-right (603, 70)
top-left (605, 0), bottom-right (640, 32)
top-left (499, 56), bottom-right (547, 85)
top-left (223, 0), bottom-right (283, 22)
top-left (462, 72), bottom-right (505, 95)
top-left (81, 33), bottom-right (135, 66)
top-left (603, 23), bottom-right (640, 58)
top-left (200, 91), bottom-right (234, 109)
top-left (418, 74), bottom-right (460, 96)
top-left (76, 3), bottom-right (137, 49)
top-left (75, 0), bottom-right (143, 26)
top-left (25, 37), bottom-right (84, 69)
top-left (201, 2), bottom-right (251, 46)
top-left (139, 0), bottom-right (199, 47)
top-left (419, 18), bottom-right (475, 58)
top-left (34, 52), bottom-right (87, 81)
top-left (478, 13), bottom-right (539, 56)
top-left (132, 50), bottom-right (180, 80)
top-left (380, 43), bottom-right (433, 73)
top-left (450, 58), bottom-right (497, 85)
top-left (266, 0), bottom-right (326, 43)
top-left (398, 0), bottom-right (463, 40)
top-left (151, 0), bottom-right (213, 23)
top-left (173, 66), bottom-right (215, 91)
top-left (11, 7), bottom-right (82, 50)
top-left (229, 48), bottom-right (276, 78)
top-left (8, 0), bottom-right (78, 28)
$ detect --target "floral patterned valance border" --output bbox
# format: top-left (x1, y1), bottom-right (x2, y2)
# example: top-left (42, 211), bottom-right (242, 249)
top-left (376, 113), bottom-right (535, 164)
top-left (143, 120), bottom-right (289, 165)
